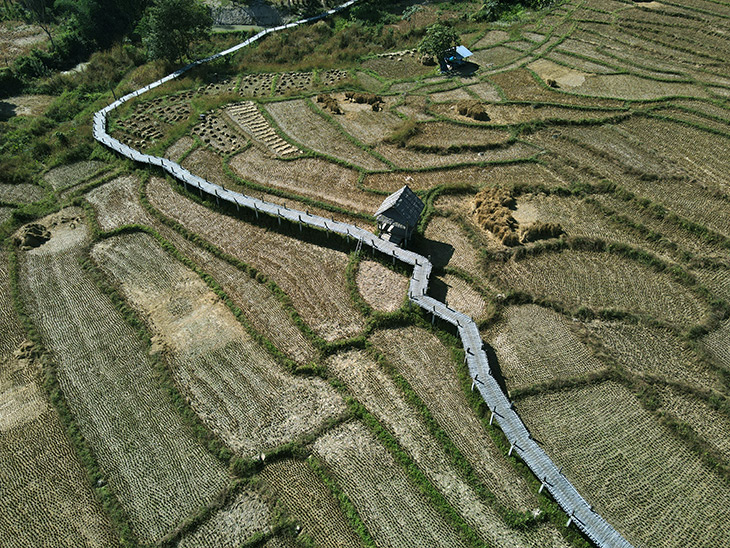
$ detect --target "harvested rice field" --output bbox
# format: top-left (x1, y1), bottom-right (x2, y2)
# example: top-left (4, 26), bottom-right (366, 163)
top-left (177, 490), bottom-right (271, 548)
top-left (258, 459), bottom-right (362, 548)
top-left (355, 259), bottom-right (407, 312)
top-left (42, 161), bottom-right (107, 190)
top-left (517, 382), bottom-right (730, 548)
top-left (486, 249), bottom-right (711, 326)
top-left (86, 175), bottom-right (153, 230)
top-left (229, 147), bottom-right (380, 213)
top-left (0, 183), bottom-right (46, 204)
top-left (264, 99), bottom-right (388, 170)
top-left (10, 0), bottom-right (730, 545)
top-left (313, 421), bottom-right (470, 548)
top-left (484, 304), bottom-right (605, 392)
top-left (327, 350), bottom-right (569, 548)
top-left (371, 327), bottom-right (539, 512)
top-left (146, 178), bottom-right (365, 341)
top-left (586, 321), bottom-right (724, 392)
top-left (19, 212), bottom-right (230, 544)
top-left (376, 140), bottom-right (539, 169)
top-left (92, 232), bottom-right (346, 456)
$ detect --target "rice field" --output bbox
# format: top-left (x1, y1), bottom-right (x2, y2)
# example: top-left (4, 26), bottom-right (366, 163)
top-left (517, 381), bottom-right (730, 548)
top-left (327, 350), bottom-right (568, 548)
top-left (364, 165), bottom-right (488, 193)
top-left (487, 249), bottom-right (711, 326)
top-left (435, 274), bottom-right (493, 322)
top-left (702, 319), bottom-right (730, 371)
top-left (656, 386), bottom-right (730, 459)
top-left (330, 96), bottom-right (404, 146)
top-left (484, 304), bottom-right (605, 392)
top-left (512, 194), bottom-right (673, 259)
top-left (91, 232), bottom-right (346, 456)
top-left (182, 147), bottom-right (234, 188)
top-left (229, 147), bottom-right (380, 214)
top-left (177, 490), bottom-right (271, 548)
top-left (0, 183), bottom-right (46, 204)
top-left (1, 243), bottom-right (115, 547)
top-left (264, 99), bottom-right (388, 170)
top-left (43, 161), bottom-right (107, 190)
top-left (20, 213), bottom-right (230, 544)
top-left (407, 122), bottom-right (512, 149)
top-left (146, 178), bottom-right (365, 341)
top-left (356, 259), bottom-right (408, 313)
top-left (376, 141), bottom-right (539, 170)
top-left (422, 216), bottom-right (484, 273)
top-left (19, 0), bottom-right (730, 545)
top-left (258, 459), bottom-right (364, 548)
top-left (371, 327), bottom-right (539, 512)
top-left (86, 175), bottom-right (153, 231)
top-left (586, 321), bottom-right (724, 392)
top-left (0, 381), bottom-right (117, 548)
top-left (313, 421), bottom-right (470, 548)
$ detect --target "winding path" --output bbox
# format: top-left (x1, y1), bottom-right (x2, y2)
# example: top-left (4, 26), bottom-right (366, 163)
top-left (93, 3), bottom-right (635, 547)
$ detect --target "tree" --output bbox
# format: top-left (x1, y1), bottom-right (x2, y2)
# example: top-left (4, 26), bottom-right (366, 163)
top-left (18, 0), bottom-right (55, 47)
top-left (138, 0), bottom-right (212, 63)
top-left (417, 23), bottom-right (459, 61)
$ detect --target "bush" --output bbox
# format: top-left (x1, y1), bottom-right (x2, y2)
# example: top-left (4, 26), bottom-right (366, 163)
top-left (384, 119), bottom-right (419, 147)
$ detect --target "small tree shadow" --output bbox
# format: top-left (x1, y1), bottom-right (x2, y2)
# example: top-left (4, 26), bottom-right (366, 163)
top-left (448, 61), bottom-right (480, 78)
top-left (0, 101), bottom-right (17, 122)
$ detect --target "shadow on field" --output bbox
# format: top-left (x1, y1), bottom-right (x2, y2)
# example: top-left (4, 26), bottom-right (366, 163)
top-left (413, 236), bottom-right (454, 268)
top-left (427, 276), bottom-right (448, 303)
top-left (482, 342), bottom-right (510, 397)
top-left (0, 101), bottom-right (17, 122)
top-left (446, 61), bottom-right (480, 79)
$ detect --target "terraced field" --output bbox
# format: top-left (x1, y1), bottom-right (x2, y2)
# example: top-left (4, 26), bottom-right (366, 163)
top-left (6, 0), bottom-right (730, 546)
top-left (19, 212), bottom-right (230, 544)
top-left (91, 232), bottom-right (346, 455)
top-left (146, 177), bottom-right (365, 341)
top-left (516, 382), bottom-right (730, 548)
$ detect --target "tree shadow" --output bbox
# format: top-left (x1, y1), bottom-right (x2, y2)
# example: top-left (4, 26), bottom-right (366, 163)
top-left (449, 61), bottom-right (480, 78)
top-left (0, 101), bottom-right (17, 122)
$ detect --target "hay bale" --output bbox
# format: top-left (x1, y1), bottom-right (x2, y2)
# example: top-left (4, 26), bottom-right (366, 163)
top-left (456, 100), bottom-right (490, 121)
top-left (473, 187), bottom-right (518, 244)
top-left (520, 221), bottom-right (565, 243)
top-left (317, 94), bottom-right (342, 115)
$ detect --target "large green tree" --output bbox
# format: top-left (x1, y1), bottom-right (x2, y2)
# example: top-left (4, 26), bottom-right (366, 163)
top-left (138, 0), bottom-right (212, 63)
top-left (417, 23), bottom-right (459, 60)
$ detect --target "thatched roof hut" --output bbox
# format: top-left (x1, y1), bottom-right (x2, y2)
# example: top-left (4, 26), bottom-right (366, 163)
top-left (375, 185), bottom-right (424, 245)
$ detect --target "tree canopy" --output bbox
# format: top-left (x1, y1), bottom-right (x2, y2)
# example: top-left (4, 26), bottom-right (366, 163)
top-left (417, 23), bottom-right (459, 60)
top-left (138, 0), bottom-right (212, 63)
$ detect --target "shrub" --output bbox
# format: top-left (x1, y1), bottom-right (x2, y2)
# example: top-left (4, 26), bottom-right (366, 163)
top-left (384, 119), bottom-right (419, 147)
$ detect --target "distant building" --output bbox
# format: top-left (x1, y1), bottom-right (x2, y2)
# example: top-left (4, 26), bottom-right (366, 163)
top-left (440, 45), bottom-right (473, 72)
top-left (375, 185), bottom-right (424, 246)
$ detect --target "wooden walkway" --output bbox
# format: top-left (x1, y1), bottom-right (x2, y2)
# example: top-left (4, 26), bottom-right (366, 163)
top-left (92, 3), bottom-right (635, 547)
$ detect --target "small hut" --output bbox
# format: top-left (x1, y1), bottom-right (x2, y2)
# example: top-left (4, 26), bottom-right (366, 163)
top-left (375, 185), bottom-right (424, 246)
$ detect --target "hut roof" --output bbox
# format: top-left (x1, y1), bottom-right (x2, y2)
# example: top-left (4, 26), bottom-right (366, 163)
top-left (375, 185), bottom-right (424, 229)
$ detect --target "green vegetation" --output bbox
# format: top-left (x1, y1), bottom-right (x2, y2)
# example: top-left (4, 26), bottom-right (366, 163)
top-left (137, 0), bottom-right (213, 63)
